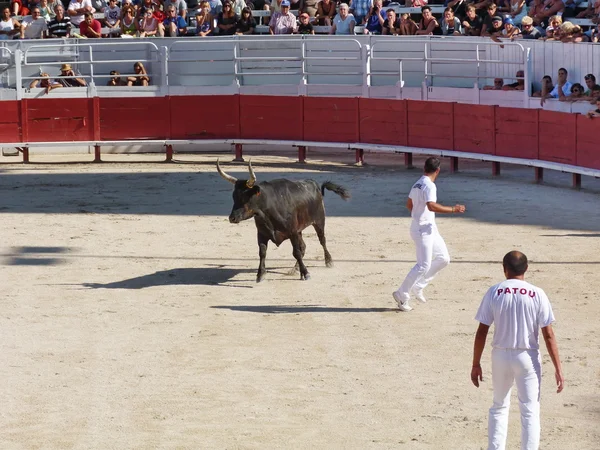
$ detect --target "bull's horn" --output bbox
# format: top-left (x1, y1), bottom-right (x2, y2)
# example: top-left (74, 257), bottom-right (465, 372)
top-left (216, 159), bottom-right (237, 185)
top-left (246, 160), bottom-right (257, 188)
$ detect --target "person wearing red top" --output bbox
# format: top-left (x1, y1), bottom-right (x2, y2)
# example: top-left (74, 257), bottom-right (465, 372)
top-left (79, 11), bottom-right (102, 38)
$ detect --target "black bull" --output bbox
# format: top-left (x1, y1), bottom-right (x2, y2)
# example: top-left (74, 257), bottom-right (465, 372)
top-left (217, 161), bottom-right (350, 282)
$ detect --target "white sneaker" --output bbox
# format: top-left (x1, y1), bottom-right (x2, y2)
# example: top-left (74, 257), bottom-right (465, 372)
top-left (411, 287), bottom-right (427, 303)
top-left (393, 291), bottom-right (412, 311)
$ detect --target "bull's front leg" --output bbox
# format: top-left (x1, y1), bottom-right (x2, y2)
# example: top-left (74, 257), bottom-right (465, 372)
top-left (256, 233), bottom-right (269, 283)
top-left (290, 234), bottom-right (310, 280)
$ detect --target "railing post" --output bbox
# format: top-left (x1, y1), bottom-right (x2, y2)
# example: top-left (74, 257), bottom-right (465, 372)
top-left (14, 49), bottom-right (23, 101)
top-left (234, 143), bottom-right (244, 162)
top-left (165, 144), bottom-right (173, 162)
top-left (297, 145), bottom-right (306, 163)
top-left (572, 173), bottom-right (581, 189)
top-left (93, 144), bottom-right (102, 163)
top-left (355, 148), bottom-right (364, 166)
top-left (159, 46), bottom-right (169, 95)
top-left (362, 44), bottom-right (369, 98)
top-left (535, 167), bottom-right (543, 183)
top-left (299, 38), bottom-right (307, 96)
top-left (492, 161), bottom-right (501, 176)
top-left (404, 152), bottom-right (413, 169)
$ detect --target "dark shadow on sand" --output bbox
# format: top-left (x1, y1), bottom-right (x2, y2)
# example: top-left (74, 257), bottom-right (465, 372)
top-left (211, 305), bottom-right (399, 314)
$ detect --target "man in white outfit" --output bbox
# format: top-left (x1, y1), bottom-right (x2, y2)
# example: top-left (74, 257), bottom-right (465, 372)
top-left (471, 250), bottom-right (564, 450)
top-left (393, 157), bottom-right (466, 311)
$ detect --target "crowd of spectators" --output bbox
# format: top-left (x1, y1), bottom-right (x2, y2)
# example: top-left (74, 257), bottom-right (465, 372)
top-left (0, 0), bottom-right (597, 39)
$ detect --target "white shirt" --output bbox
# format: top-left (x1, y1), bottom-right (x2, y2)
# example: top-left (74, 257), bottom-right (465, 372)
top-left (549, 81), bottom-right (573, 98)
top-left (22, 16), bottom-right (48, 39)
top-left (104, 5), bottom-right (121, 25)
top-left (409, 175), bottom-right (436, 226)
top-left (68, 0), bottom-right (94, 26)
top-left (475, 279), bottom-right (555, 350)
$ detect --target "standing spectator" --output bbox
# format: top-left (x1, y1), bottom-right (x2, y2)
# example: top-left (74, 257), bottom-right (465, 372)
top-left (398, 12), bottom-right (418, 35)
top-left (330, 3), bottom-right (355, 34)
top-left (440, 7), bottom-right (462, 35)
top-left (462, 4), bottom-right (482, 36)
top-left (107, 70), bottom-right (126, 85)
top-left (79, 11), bottom-right (101, 37)
top-left (126, 61), bottom-right (150, 86)
top-left (349, 0), bottom-right (371, 26)
top-left (541, 67), bottom-right (572, 106)
top-left (446, 0), bottom-right (468, 21)
top-left (362, 0), bottom-right (385, 34)
top-left (120, 5), bottom-right (138, 36)
top-left (381, 8), bottom-right (399, 35)
top-left (299, 0), bottom-right (318, 18)
top-left (502, 69), bottom-right (525, 90)
top-left (67, 0), bottom-right (95, 28)
top-left (164, 0), bottom-right (188, 20)
top-left (587, 98), bottom-right (600, 118)
top-left (235, 6), bottom-right (255, 34)
top-left (583, 74), bottom-right (600, 97)
top-left (160, 4), bottom-right (188, 36)
top-left (520, 15), bottom-right (541, 39)
top-left (47, 4), bottom-right (72, 37)
top-left (485, 15), bottom-right (504, 38)
top-left (103, 0), bottom-right (120, 35)
top-left (195, 1), bottom-right (214, 35)
top-left (532, 74), bottom-right (553, 97)
top-left (20, 7), bottom-right (48, 39)
top-left (269, 0), bottom-right (297, 34)
top-left (296, 11), bottom-right (314, 33)
top-left (57, 63), bottom-right (87, 87)
top-left (138, 6), bottom-right (161, 36)
top-left (471, 251), bottom-right (564, 450)
top-left (501, 16), bottom-right (521, 38)
top-left (0, 7), bottom-right (20, 40)
top-left (416, 5), bottom-right (440, 35)
top-left (315, 0), bottom-right (336, 25)
top-left (29, 72), bottom-right (62, 93)
top-left (216, 0), bottom-right (238, 35)
top-left (480, 2), bottom-right (498, 36)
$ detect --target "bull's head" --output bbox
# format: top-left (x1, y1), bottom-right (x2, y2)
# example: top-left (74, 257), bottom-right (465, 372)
top-left (217, 159), bottom-right (261, 224)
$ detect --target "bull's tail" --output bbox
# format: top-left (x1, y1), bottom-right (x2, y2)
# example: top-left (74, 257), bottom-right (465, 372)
top-left (321, 181), bottom-right (351, 201)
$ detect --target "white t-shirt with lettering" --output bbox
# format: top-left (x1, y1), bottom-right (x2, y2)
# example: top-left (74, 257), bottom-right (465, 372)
top-left (475, 279), bottom-right (555, 350)
top-left (409, 175), bottom-right (436, 226)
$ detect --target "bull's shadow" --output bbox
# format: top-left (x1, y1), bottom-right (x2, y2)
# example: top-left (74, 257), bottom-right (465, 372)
top-left (211, 305), bottom-right (398, 314)
top-left (82, 266), bottom-right (255, 289)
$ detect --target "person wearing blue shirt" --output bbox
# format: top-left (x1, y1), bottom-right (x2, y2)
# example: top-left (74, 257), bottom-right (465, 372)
top-left (162, 4), bottom-right (188, 36)
top-left (362, 0), bottom-right (385, 34)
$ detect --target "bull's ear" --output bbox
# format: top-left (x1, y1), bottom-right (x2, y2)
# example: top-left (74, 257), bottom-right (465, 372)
top-left (250, 185), bottom-right (261, 196)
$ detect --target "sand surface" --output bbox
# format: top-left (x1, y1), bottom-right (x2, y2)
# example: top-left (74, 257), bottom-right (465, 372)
top-left (1, 151), bottom-right (599, 450)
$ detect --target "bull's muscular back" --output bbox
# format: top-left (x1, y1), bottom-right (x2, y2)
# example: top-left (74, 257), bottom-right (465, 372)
top-left (253, 179), bottom-right (324, 245)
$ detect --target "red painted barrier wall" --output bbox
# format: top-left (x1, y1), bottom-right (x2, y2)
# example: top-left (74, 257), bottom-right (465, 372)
top-left (0, 95), bottom-right (599, 173)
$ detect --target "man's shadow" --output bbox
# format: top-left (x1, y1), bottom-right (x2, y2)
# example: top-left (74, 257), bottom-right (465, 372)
top-left (82, 266), bottom-right (256, 289)
top-left (211, 305), bottom-right (399, 314)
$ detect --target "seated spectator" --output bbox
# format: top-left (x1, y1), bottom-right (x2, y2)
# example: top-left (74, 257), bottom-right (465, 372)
top-left (230, 0), bottom-right (245, 16)
top-left (160, 4), bottom-right (188, 36)
top-left (398, 12), bottom-right (418, 35)
top-left (315, 0), bottom-right (336, 26)
top-left (363, 0), bottom-right (385, 35)
top-left (20, 7), bottom-right (48, 39)
top-left (299, 0), bottom-right (318, 19)
top-left (103, 0), bottom-right (120, 35)
top-left (543, 14), bottom-right (563, 39)
top-left (195, 1), bottom-right (215, 36)
top-left (583, 74), bottom-right (600, 98)
top-left (507, 0), bottom-right (527, 26)
top-left (138, 6), bottom-right (162, 36)
top-left (520, 15), bottom-right (541, 39)
top-left (207, 0), bottom-right (223, 16)
top-left (67, 0), bottom-right (95, 29)
top-left (482, 78), bottom-right (504, 90)
top-left (121, 5), bottom-right (138, 36)
top-left (416, 5), bottom-right (440, 35)
top-left (502, 70), bottom-right (525, 90)
top-left (164, 0), bottom-right (188, 20)
top-left (350, 0), bottom-right (371, 26)
top-left (90, 0), bottom-right (107, 13)
top-left (480, 2), bottom-right (498, 36)
top-left (587, 98), bottom-right (600, 118)
top-left (541, 67), bottom-right (572, 106)
top-left (440, 7), bottom-right (462, 35)
top-left (57, 63), bottom-right (87, 87)
top-left (217, 0), bottom-right (238, 35)
top-left (382, 8), bottom-right (399, 35)
top-left (562, 0), bottom-right (584, 18)
top-left (593, 24), bottom-right (600, 43)
top-left (0, 7), bottom-right (21, 40)
top-left (79, 11), bottom-right (102, 37)
top-left (107, 70), bottom-right (126, 85)
top-left (576, 0), bottom-right (600, 20)
top-left (10, 0), bottom-right (29, 17)
top-left (127, 61), bottom-right (150, 86)
top-left (486, 15), bottom-right (504, 39)
top-left (446, 0), bottom-right (468, 21)
top-left (561, 22), bottom-right (589, 42)
top-left (47, 4), bottom-right (72, 37)
top-left (270, 0), bottom-right (296, 34)
top-left (137, 0), bottom-right (161, 20)
top-left (531, 0), bottom-right (564, 28)
top-left (501, 16), bottom-right (521, 38)
top-left (330, 3), bottom-right (355, 35)
top-left (462, 5), bottom-right (482, 36)
top-left (235, 7), bottom-right (255, 34)
top-left (29, 72), bottom-right (62, 94)
top-left (39, 0), bottom-right (55, 21)
top-left (559, 82), bottom-right (585, 101)
top-left (297, 12), bottom-right (315, 34)
top-left (532, 75), bottom-right (553, 97)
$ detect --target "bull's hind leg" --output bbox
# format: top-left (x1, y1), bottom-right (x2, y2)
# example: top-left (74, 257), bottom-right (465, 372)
top-left (290, 233), bottom-right (310, 280)
top-left (313, 221), bottom-right (333, 268)
top-left (257, 233), bottom-right (269, 283)
top-left (288, 232), bottom-right (306, 275)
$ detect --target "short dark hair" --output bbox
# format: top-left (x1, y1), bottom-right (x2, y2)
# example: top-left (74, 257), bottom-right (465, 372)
top-left (424, 157), bottom-right (441, 174)
top-left (421, 5), bottom-right (431, 12)
top-left (503, 251), bottom-right (528, 276)
top-left (558, 67), bottom-right (568, 75)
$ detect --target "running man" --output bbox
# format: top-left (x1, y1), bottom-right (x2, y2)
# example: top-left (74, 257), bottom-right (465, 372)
top-left (393, 157), bottom-right (466, 311)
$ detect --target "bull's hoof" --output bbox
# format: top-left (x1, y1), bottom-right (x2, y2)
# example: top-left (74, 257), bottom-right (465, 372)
top-left (325, 260), bottom-right (333, 268)
top-left (300, 272), bottom-right (311, 281)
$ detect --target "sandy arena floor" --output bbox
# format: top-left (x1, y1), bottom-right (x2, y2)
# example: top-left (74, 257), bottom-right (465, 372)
top-left (1, 151), bottom-right (599, 450)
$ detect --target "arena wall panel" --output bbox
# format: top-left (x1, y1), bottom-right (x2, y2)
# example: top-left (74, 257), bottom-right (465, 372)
top-left (538, 110), bottom-right (577, 165)
top-left (575, 115), bottom-right (600, 170)
top-left (303, 97), bottom-right (359, 143)
top-left (169, 95), bottom-right (240, 140)
top-left (239, 95), bottom-right (302, 141)
top-left (0, 100), bottom-right (21, 142)
top-left (407, 101), bottom-right (453, 151)
top-left (358, 98), bottom-right (408, 146)
top-left (453, 104), bottom-right (495, 155)
top-left (99, 97), bottom-right (167, 140)
top-left (27, 98), bottom-right (92, 142)
top-left (494, 107), bottom-right (538, 160)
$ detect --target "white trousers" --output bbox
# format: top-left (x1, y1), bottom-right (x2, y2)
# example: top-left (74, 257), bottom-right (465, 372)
top-left (397, 222), bottom-right (450, 296)
top-left (488, 348), bottom-right (542, 450)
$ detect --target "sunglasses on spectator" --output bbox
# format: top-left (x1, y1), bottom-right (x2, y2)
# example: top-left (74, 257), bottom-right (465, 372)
top-left (584, 75), bottom-right (594, 80)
